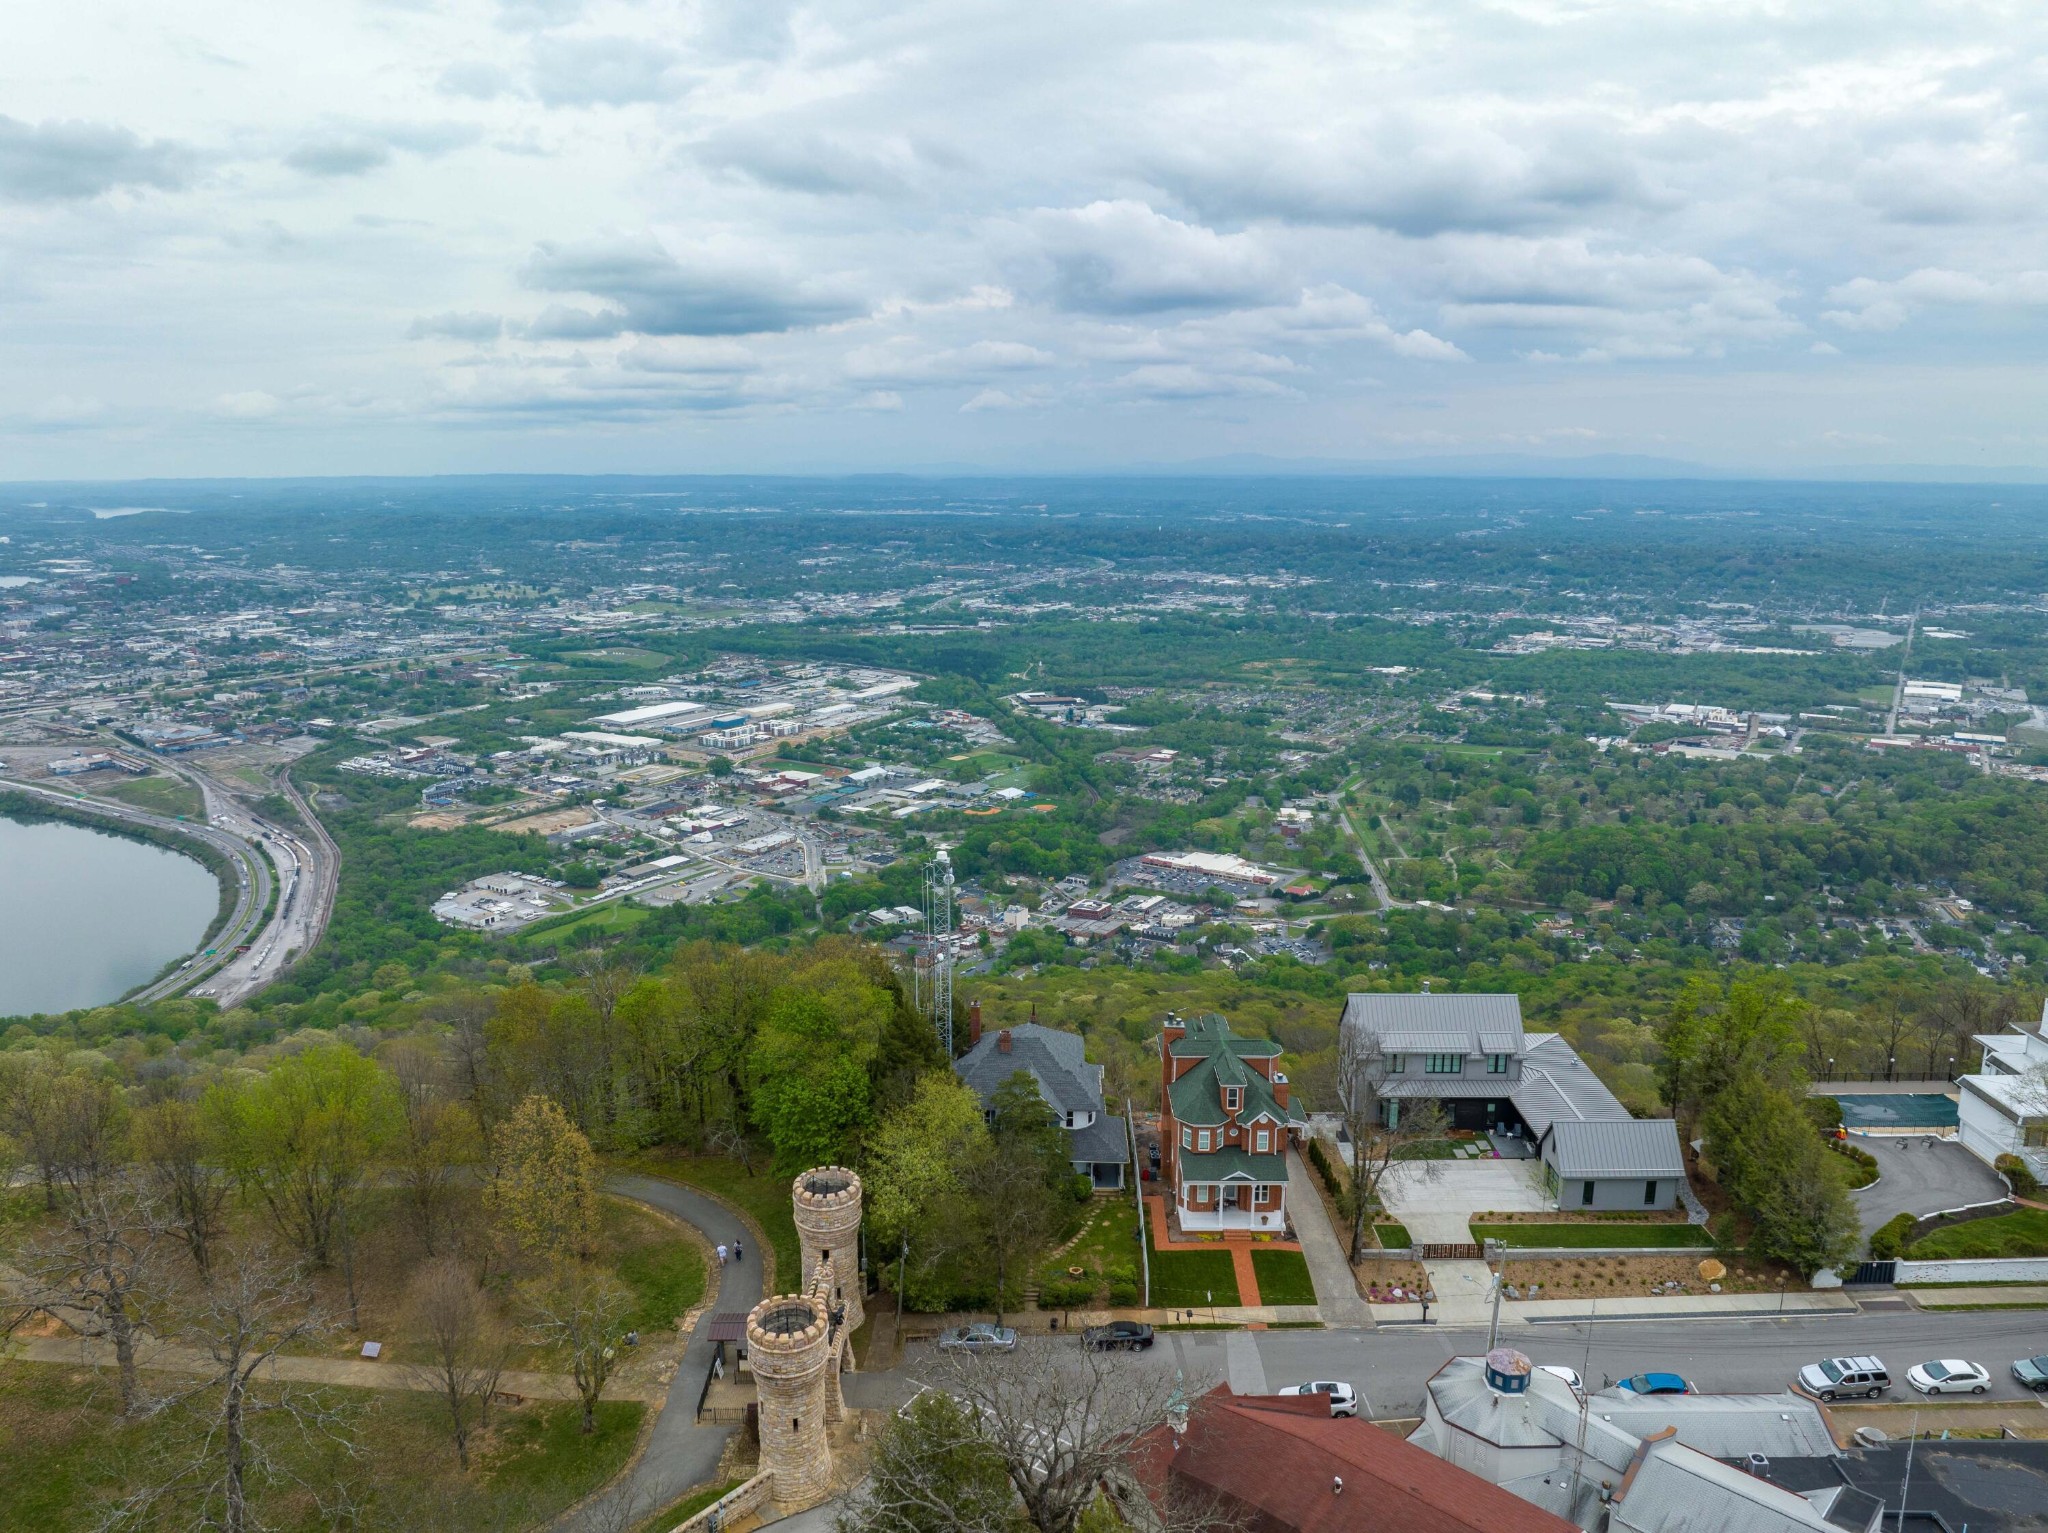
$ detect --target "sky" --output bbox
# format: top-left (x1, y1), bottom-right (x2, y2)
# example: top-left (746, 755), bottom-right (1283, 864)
top-left (6, 0), bottom-right (2048, 478)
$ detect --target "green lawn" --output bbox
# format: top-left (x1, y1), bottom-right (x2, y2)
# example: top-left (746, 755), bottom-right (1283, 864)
top-left (518, 902), bottom-right (654, 944)
top-left (602, 1198), bottom-right (708, 1334)
top-left (0, 1364), bottom-right (640, 1533)
top-left (610, 1152), bottom-right (801, 1289)
top-left (1374, 1222), bottom-right (1413, 1249)
top-left (1044, 1199), bottom-right (1141, 1282)
top-left (1471, 1223), bottom-right (1713, 1249)
top-left (1148, 1247), bottom-right (1240, 1309)
top-left (1904, 1207), bottom-right (2048, 1261)
top-left (1249, 1248), bottom-right (1318, 1305)
top-left (1391, 1140), bottom-right (1461, 1161)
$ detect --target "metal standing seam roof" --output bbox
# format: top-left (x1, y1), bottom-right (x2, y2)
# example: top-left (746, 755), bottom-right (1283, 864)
top-left (1611, 1436), bottom-right (1847, 1533)
top-left (1586, 1393), bottom-right (1838, 1460)
top-left (1542, 1119), bottom-right (1685, 1180)
top-left (1510, 1032), bottom-right (1633, 1136)
top-left (1343, 992), bottom-right (1529, 1053)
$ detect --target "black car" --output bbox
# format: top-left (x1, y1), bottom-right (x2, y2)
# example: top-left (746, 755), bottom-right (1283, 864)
top-left (1083, 1321), bottom-right (1156, 1351)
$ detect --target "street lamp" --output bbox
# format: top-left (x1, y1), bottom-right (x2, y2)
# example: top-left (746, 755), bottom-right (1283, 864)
top-left (1827, 1057), bottom-right (1834, 1082)
top-left (1888, 1054), bottom-right (1895, 1083)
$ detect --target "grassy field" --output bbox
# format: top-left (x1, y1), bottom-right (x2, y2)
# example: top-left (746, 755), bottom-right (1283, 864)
top-left (1249, 1248), bottom-right (1317, 1305)
top-left (517, 902), bottom-right (654, 945)
top-left (603, 1197), bottom-right (708, 1334)
top-left (1374, 1222), bottom-right (1413, 1249)
top-left (1148, 1247), bottom-right (1239, 1309)
top-left (95, 772), bottom-right (204, 819)
top-left (610, 1152), bottom-right (801, 1288)
top-left (1470, 1223), bottom-right (1713, 1249)
top-left (1905, 1207), bottom-right (2048, 1261)
top-left (1047, 1198), bottom-right (1141, 1283)
top-left (0, 1365), bottom-right (640, 1533)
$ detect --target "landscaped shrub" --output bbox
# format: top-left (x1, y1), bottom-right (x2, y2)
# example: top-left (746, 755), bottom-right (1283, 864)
top-left (1805, 1096), bottom-right (1845, 1132)
top-left (1105, 1266), bottom-right (1139, 1306)
top-left (1828, 1139), bottom-right (1880, 1189)
top-left (1868, 1211), bottom-right (1917, 1261)
top-left (1996, 1154), bottom-right (2041, 1198)
top-left (1038, 1275), bottom-right (1097, 1310)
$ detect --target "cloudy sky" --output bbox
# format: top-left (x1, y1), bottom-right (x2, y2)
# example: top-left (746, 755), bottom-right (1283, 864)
top-left (7, 0), bottom-right (2048, 476)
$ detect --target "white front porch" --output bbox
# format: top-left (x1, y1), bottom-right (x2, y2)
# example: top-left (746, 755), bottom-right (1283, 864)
top-left (1176, 1179), bottom-right (1286, 1231)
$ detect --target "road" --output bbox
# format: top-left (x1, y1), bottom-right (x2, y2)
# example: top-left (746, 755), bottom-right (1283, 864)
top-left (1, 748), bottom-right (339, 1008)
top-left (862, 1308), bottom-right (2048, 1421)
top-left (1330, 782), bottom-right (1398, 910)
top-left (0, 772), bottom-right (271, 1004)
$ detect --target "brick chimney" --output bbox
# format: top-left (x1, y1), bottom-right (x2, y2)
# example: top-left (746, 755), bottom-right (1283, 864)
top-left (968, 1000), bottom-right (983, 1048)
top-left (997, 1029), bottom-right (1012, 1054)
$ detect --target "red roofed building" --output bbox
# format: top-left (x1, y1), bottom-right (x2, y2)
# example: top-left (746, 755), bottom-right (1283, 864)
top-left (1127, 1387), bottom-right (1578, 1533)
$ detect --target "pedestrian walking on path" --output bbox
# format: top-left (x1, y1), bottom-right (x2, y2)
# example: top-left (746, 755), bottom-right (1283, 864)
top-left (717, 1243), bottom-right (728, 1266)
top-left (732, 1239), bottom-right (744, 1263)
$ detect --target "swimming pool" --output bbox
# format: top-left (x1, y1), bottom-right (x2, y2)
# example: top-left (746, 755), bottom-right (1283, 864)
top-left (1827, 1093), bottom-right (1959, 1129)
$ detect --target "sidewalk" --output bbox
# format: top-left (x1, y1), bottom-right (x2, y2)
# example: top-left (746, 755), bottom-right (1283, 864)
top-left (1903, 1284), bottom-right (2048, 1308)
top-left (1368, 1289), bottom-right (1861, 1326)
top-left (6, 1333), bottom-right (667, 1403)
top-left (1283, 1149), bottom-right (1369, 1327)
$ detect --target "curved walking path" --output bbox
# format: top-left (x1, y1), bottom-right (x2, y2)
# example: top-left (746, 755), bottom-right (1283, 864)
top-left (565, 1174), bottom-right (765, 1533)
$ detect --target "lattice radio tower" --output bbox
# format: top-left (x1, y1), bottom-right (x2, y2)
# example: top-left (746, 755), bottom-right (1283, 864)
top-left (915, 849), bottom-right (956, 1056)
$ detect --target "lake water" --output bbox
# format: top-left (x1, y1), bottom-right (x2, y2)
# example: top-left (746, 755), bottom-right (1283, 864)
top-left (0, 817), bottom-right (221, 1017)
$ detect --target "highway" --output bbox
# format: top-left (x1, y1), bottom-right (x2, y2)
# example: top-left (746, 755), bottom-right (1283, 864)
top-left (1, 749), bottom-right (339, 1008)
top-left (0, 772), bottom-right (271, 1004)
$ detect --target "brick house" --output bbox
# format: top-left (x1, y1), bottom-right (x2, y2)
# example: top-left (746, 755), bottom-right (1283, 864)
top-left (1159, 1012), bottom-right (1306, 1233)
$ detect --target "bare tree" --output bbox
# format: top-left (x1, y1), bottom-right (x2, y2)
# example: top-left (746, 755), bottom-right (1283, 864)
top-left (382, 1036), bottom-right (481, 1256)
top-left (403, 1257), bottom-right (509, 1471)
top-left (523, 1265), bottom-right (635, 1435)
top-left (99, 1245), bottom-right (354, 1533)
top-left (133, 1098), bottom-right (229, 1277)
top-left (426, 989), bottom-right (499, 1129)
top-left (924, 1345), bottom-right (1225, 1533)
top-left (8, 1177), bottom-right (164, 1416)
top-left (1330, 1025), bottom-right (1447, 1263)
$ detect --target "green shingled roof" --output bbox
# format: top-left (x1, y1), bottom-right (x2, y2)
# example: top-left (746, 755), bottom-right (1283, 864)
top-left (1176, 1147), bottom-right (1289, 1182)
top-left (1165, 1013), bottom-right (1297, 1128)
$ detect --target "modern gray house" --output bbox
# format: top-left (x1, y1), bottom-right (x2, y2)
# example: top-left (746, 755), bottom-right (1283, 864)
top-left (953, 1021), bottom-right (1128, 1189)
top-left (1339, 991), bottom-right (1683, 1211)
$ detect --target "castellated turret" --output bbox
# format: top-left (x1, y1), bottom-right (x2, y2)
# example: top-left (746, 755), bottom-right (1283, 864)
top-left (791, 1165), bottom-right (864, 1334)
top-left (746, 1292), bottom-right (834, 1512)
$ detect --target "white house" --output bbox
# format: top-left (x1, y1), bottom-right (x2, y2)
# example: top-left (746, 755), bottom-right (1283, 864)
top-left (1956, 1000), bottom-right (2048, 1184)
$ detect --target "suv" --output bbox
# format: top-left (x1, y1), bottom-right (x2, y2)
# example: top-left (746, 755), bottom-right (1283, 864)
top-left (1797, 1356), bottom-right (1890, 1401)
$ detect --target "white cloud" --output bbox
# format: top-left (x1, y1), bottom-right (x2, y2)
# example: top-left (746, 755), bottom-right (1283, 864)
top-left (11, 2), bottom-right (2048, 469)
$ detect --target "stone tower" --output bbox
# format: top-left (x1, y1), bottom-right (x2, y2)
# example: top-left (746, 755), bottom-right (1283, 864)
top-left (792, 1165), bottom-right (864, 1334)
top-left (746, 1292), bottom-right (834, 1513)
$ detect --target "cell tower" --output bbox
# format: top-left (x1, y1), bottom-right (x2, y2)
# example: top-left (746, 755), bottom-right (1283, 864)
top-left (917, 849), bottom-right (956, 1056)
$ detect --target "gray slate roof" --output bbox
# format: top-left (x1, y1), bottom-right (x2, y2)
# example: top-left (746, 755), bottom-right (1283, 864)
top-left (1068, 1113), bottom-right (1128, 1168)
top-left (1543, 1118), bottom-right (1685, 1180)
top-left (1343, 992), bottom-right (1527, 1056)
top-left (954, 1023), bottom-right (1104, 1120)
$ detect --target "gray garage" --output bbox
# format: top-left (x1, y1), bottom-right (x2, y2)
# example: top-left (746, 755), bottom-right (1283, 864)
top-left (1538, 1118), bottom-right (1686, 1212)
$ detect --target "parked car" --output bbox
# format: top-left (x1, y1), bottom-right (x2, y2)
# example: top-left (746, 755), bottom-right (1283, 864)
top-left (1083, 1321), bottom-right (1155, 1351)
top-left (1617, 1373), bottom-right (1695, 1396)
top-left (1539, 1365), bottom-right (1584, 1394)
top-left (1797, 1356), bottom-right (1891, 1402)
top-left (1907, 1359), bottom-right (1990, 1396)
top-left (1278, 1380), bottom-right (1360, 1417)
top-left (937, 1323), bottom-right (1017, 1354)
top-left (2013, 1355), bottom-right (2048, 1392)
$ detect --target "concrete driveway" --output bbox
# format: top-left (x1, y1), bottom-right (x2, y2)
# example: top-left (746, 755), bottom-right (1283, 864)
top-left (1381, 1157), bottom-right (1551, 1243)
top-left (1850, 1134), bottom-right (2010, 1237)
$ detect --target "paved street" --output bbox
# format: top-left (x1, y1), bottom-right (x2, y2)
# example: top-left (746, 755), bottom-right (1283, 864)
top-left (866, 1309), bottom-right (2048, 1422)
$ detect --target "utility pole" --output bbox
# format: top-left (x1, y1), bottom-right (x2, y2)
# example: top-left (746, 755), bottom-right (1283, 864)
top-left (920, 850), bottom-right (956, 1057)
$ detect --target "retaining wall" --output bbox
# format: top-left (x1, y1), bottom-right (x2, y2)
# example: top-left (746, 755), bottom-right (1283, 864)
top-left (666, 1472), bottom-right (776, 1533)
top-left (1896, 1257), bottom-right (2048, 1284)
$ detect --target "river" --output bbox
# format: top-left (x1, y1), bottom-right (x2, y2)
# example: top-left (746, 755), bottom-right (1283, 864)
top-left (0, 816), bottom-right (222, 1017)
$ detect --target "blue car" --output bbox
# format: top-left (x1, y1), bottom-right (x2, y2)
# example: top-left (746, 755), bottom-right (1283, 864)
top-left (1618, 1372), bottom-right (1695, 1396)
